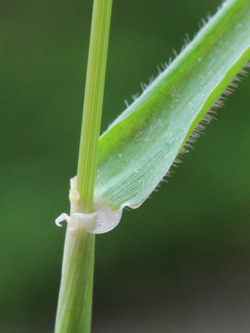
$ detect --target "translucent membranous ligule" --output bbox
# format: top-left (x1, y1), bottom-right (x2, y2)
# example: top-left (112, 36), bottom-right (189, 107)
top-left (55, 177), bottom-right (122, 234)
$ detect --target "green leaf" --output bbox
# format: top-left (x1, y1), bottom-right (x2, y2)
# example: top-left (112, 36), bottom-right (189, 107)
top-left (92, 0), bottom-right (250, 232)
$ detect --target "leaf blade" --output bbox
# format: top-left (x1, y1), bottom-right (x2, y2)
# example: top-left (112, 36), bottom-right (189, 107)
top-left (95, 0), bottom-right (250, 211)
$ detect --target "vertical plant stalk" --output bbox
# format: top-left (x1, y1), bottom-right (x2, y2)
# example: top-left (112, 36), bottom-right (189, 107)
top-left (55, 1), bottom-right (113, 332)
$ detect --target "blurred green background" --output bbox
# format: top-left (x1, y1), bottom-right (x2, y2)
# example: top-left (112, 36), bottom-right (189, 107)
top-left (1, 0), bottom-right (249, 332)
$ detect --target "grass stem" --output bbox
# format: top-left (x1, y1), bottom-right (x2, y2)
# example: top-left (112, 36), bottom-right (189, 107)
top-left (55, 1), bottom-right (113, 332)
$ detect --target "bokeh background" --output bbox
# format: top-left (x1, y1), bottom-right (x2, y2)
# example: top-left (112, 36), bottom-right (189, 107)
top-left (1, 0), bottom-right (249, 332)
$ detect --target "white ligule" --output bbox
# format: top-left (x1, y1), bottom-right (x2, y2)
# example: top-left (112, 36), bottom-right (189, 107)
top-left (55, 177), bottom-right (122, 234)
